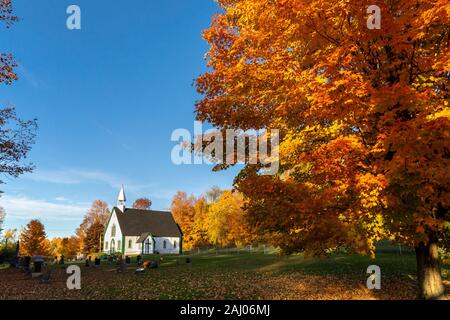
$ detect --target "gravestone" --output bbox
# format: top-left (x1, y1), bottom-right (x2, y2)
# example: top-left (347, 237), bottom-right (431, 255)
top-left (32, 256), bottom-right (44, 278)
top-left (17, 257), bottom-right (24, 270)
top-left (125, 256), bottom-right (131, 264)
top-left (94, 258), bottom-right (100, 268)
top-left (135, 267), bottom-right (145, 274)
top-left (24, 256), bottom-right (31, 273)
top-left (136, 255), bottom-right (142, 267)
top-left (40, 268), bottom-right (51, 284)
top-left (116, 257), bottom-right (127, 273)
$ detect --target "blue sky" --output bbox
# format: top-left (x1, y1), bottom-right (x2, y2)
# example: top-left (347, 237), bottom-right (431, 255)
top-left (0, 0), bottom-right (241, 238)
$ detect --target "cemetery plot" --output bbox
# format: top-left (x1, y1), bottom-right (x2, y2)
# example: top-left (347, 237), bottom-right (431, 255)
top-left (0, 252), bottom-right (448, 300)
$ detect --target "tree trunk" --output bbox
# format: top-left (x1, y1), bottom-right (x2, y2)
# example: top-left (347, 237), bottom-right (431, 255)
top-left (415, 238), bottom-right (446, 300)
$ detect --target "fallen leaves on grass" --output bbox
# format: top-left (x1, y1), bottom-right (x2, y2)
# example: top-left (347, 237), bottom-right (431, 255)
top-left (0, 264), bottom-right (441, 300)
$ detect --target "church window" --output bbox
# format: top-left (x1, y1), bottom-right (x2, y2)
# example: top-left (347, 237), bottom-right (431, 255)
top-left (128, 239), bottom-right (132, 249)
top-left (163, 240), bottom-right (167, 249)
top-left (111, 224), bottom-right (116, 237)
top-left (173, 240), bottom-right (177, 248)
top-left (117, 240), bottom-right (121, 251)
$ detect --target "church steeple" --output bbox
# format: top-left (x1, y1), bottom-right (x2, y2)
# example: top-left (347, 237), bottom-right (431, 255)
top-left (117, 185), bottom-right (126, 212)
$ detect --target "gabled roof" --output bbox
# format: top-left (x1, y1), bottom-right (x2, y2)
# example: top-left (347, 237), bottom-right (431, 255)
top-left (112, 207), bottom-right (182, 238)
top-left (136, 232), bottom-right (151, 243)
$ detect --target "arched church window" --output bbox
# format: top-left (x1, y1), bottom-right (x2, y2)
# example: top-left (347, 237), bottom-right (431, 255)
top-left (117, 240), bottom-right (121, 251)
top-left (173, 240), bottom-right (177, 248)
top-left (128, 239), bottom-right (132, 249)
top-left (163, 240), bottom-right (167, 249)
top-left (111, 224), bottom-right (116, 237)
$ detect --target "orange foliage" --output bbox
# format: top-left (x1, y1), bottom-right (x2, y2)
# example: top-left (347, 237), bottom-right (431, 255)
top-left (19, 219), bottom-right (49, 256)
top-left (196, 0), bottom-right (449, 258)
top-left (171, 189), bottom-right (256, 249)
top-left (132, 197), bottom-right (152, 210)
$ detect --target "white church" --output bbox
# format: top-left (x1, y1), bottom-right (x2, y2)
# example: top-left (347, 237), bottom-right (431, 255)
top-left (103, 186), bottom-right (183, 256)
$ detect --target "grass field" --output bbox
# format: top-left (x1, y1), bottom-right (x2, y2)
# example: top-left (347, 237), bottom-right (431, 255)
top-left (0, 247), bottom-right (448, 300)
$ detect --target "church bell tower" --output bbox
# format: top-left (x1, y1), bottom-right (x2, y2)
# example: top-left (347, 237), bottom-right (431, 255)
top-left (117, 185), bottom-right (126, 212)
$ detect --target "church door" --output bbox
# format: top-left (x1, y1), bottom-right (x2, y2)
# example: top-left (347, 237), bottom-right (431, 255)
top-left (144, 238), bottom-right (152, 254)
top-left (110, 239), bottom-right (115, 254)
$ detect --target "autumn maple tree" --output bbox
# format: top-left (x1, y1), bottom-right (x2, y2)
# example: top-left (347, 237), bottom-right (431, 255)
top-left (49, 236), bottom-right (80, 258)
top-left (171, 191), bottom-right (202, 249)
top-left (19, 219), bottom-right (49, 256)
top-left (171, 188), bottom-right (256, 249)
top-left (132, 197), bottom-right (152, 210)
top-left (76, 200), bottom-right (109, 253)
top-left (196, 0), bottom-right (449, 299)
top-left (207, 190), bottom-right (255, 247)
top-left (83, 221), bottom-right (104, 254)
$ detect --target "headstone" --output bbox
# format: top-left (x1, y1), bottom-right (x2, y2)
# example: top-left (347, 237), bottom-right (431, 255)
top-left (116, 257), bottom-right (126, 273)
top-left (40, 268), bottom-right (51, 284)
top-left (17, 257), bottom-right (24, 270)
top-left (34, 261), bottom-right (43, 273)
top-left (135, 267), bottom-right (145, 274)
top-left (9, 256), bottom-right (18, 268)
top-left (94, 258), bottom-right (100, 268)
top-left (32, 256), bottom-right (44, 277)
top-left (125, 256), bottom-right (131, 265)
top-left (136, 255), bottom-right (142, 267)
top-left (24, 256), bottom-right (31, 272)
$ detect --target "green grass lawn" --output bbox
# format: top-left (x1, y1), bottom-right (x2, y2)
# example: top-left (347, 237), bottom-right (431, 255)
top-left (0, 246), bottom-right (448, 300)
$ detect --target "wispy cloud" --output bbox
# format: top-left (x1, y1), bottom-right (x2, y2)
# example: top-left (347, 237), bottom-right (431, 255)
top-left (24, 168), bottom-right (175, 201)
top-left (54, 196), bottom-right (69, 202)
top-left (0, 195), bottom-right (88, 221)
top-left (18, 63), bottom-right (45, 89)
top-left (26, 168), bottom-right (123, 187)
top-left (92, 120), bottom-right (135, 152)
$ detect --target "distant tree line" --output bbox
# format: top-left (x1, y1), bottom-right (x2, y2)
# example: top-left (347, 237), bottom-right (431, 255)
top-left (171, 186), bottom-right (260, 250)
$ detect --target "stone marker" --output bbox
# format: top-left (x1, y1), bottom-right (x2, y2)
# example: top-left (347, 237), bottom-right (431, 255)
top-left (32, 256), bottom-right (44, 278)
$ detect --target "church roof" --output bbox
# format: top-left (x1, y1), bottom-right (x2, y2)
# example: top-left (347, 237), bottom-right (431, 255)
top-left (113, 207), bottom-right (182, 238)
top-left (136, 232), bottom-right (151, 243)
